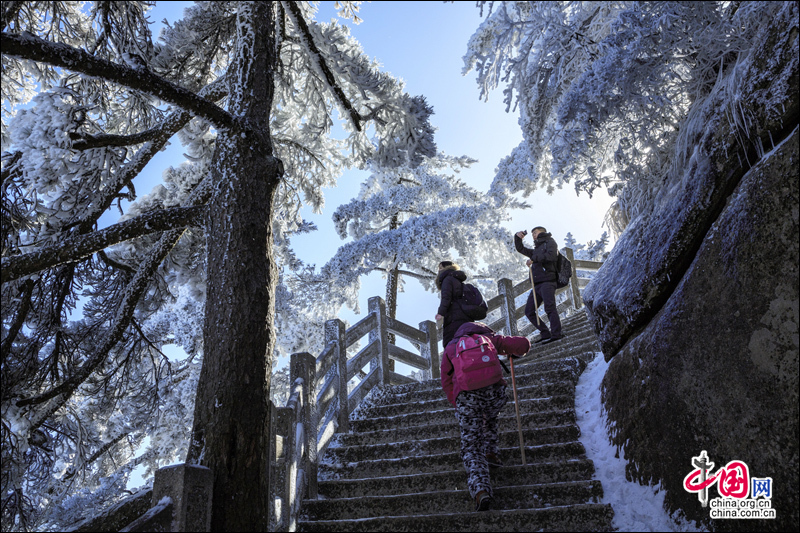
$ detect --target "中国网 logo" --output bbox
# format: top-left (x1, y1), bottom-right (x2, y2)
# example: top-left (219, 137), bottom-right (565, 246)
top-left (683, 450), bottom-right (775, 520)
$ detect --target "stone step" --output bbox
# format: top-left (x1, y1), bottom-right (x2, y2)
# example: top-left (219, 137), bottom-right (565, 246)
top-left (373, 360), bottom-right (585, 406)
top-left (533, 349), bottom-right (598, 366)
top-left (316, 458), bottom-right (597, 499)
top-left (369, 364), bottom-right (584, 399)
top-left (527, 321), bottom-right (594, 339)
top-left (336, 407), bottom-right (576, 447)
top-left (298, 502), bottom-right (614, 532)
top-left (319, 428), bottom-right (581, 479)
top-left (530, 320), bottom-right (595, 337)
top-left (325, 420), bottom-right (581, 464)
top-left (350, 395), bottom-right (576, 433)
top-left (364, 380), bottom-right (577, 418)
top-left (303, 479), bottom-right (604, 521)
top-left (523, 334), bottom-right (600, 361)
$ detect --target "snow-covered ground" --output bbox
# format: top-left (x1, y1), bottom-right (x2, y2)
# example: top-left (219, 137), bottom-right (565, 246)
top-left (575, 354), bottom-right (705, 532)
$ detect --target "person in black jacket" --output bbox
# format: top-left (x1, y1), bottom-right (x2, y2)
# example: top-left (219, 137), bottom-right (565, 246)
top-left (514, 227), bottom-right (563, 344)
top-left (434, 261), bottom-right (472, 349)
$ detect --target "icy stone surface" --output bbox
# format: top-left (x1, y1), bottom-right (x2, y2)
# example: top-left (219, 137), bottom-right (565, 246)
top-left (582, 6), bottom-right (799, 360)
top-left (601, 129), bottom-right (798, 531)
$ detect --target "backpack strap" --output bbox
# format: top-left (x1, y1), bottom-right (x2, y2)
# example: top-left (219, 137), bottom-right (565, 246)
top-left (499, 358), bottom-right (510, 374)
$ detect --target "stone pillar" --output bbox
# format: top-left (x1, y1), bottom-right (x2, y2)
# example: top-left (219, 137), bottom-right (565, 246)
top-left (368, 296), bottom-right (390, 385)
top-left (151, 463), bottom-right (213, 532)
top-left (274, 406), bottom-right (293, 531)
top-left (497, 278), bottom-right (519, 336)
top-left (290, 352), bottom-right (318, 499)
top-left (325, 319), bottom-right (349, 434)
top-left (419, 320), bottom-right (440, 380)
top-left (565, 247), bottom-right (582, 310)
top-left (267, 401), bottom-right (283, 532)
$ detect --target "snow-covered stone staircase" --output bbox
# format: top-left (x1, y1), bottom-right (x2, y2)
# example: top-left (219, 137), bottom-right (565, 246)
top-left (299, 310), bottom-right (613, 531)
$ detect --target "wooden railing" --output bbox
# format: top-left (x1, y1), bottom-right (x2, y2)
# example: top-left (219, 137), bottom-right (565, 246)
top-left (269, 248), bottom-right (603, 531)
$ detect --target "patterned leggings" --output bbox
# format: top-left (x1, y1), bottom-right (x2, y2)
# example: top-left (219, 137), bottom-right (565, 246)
top-left (454, 381), bottom-right (508, 498)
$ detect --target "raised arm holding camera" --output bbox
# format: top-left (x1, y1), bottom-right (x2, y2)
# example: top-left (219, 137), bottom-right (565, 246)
top-left (513, 226), bottom-right (563, 344)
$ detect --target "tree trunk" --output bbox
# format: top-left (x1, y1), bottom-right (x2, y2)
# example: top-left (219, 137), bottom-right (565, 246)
top-left (384, 214), bottom-right (401, 371)
top-left (185, 3), bottom-right (278, 531)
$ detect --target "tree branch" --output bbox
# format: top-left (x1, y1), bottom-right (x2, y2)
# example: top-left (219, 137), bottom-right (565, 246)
top-left (16, 170), bottom-right (213, 413)
top-left (0, 31), bottom-right (237, 131)
top-left (75, 77), bottom-right (226, 235)
top-left (17, 227), bottom-right (187, 409)
top-left (69, 127), bottom-right (164, 150)
top-left (97, 250), bottom-right (134, 274)
top-left (369, 267), bottom-right (435, 281)
top-left (281, 1), bottom-right (363, 132)
top-left (61, 431), bottom-right (130, 481)
top-left (0, 1), bottom-right (23, 32)
top-left (2, 205), bottom-right (205, 284)
top-left (0, 278), bottom-right (34, 363)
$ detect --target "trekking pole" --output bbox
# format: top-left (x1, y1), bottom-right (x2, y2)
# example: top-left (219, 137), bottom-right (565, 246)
top-left (509, 356), bottom-right (527, 466)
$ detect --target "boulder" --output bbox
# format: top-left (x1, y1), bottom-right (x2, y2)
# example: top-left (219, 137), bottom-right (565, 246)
top-left (601, 129), bottom-right (798, 531)
top-left (583, 3), bottom-right (799, 359)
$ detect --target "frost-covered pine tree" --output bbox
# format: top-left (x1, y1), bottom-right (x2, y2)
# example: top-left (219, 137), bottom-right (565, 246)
top-left (1, 2), bottom-right (433, 529)
top-left (323, 152), bottom-right (522, 314)
top-left (465, 1), bottom-right (787, 226)
top-left (316, 96), bottom-right (523, 355)
top-left (564, 231), bottom-right (609, 262)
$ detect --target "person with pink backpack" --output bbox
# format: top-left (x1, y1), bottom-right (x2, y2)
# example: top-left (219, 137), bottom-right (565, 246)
top-left (440, 321), bottom-right (531, 511)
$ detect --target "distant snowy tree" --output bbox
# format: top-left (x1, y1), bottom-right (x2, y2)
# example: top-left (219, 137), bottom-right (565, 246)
top-left (1, 1), bottom-right (431, 530)
top-left (563, 232), bottom-right (582, 254)
top-left (465, 1), bottom-right (787, 225)
top-left (564, 231), bottom-right (609, 262)
top-left (270, 364), bottom-right (291, 407)
top-left (320, 153), bottom-right (523, 314)
top-left (316, 95), bottom-right (523, 355)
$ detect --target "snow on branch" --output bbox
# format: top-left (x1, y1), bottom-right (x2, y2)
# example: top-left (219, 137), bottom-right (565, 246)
top-left (281, 1), bottom-right (363, 132)
top-left (16, 227), bottom-right (187, 410)
top-left (69, 127), bottom-right (166, 150)
top-left (1, 205), bottom-right (205, 284)
top-left (0, 31), bottom-right (237, 132)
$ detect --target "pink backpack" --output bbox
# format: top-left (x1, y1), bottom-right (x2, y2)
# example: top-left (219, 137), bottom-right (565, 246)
top-left (451, 334), bottom-right (503, 391)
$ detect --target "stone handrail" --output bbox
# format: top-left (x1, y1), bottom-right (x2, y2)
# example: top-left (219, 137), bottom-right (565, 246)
top-left (81, 249), bottom-right (602, 532)
top-left (269, 246), bottom-right (603, 531)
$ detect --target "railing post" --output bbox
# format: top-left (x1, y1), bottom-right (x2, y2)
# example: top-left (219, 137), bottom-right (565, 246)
top-left (290, 352), bottom-right (317, 499)
top-left (325, 319), bottom-right (349, 434)
top-left (419, 320), bottom-right (440, 380)
top-left (368, 296), bottom-right (391, 385)
top-left (274, 406), bottom-right (293, 530)
top-left (149, 464), bottom-right (212, 532)
top-left (497, 278), bottom-right (519, 336)
top-left (565, 247), bottom-right (582, 310)
top-left (268, 400), bottom-right (281, 531)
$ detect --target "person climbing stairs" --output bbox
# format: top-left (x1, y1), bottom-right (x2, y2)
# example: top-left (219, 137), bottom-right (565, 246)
top-left (298, 310), bottom-right (613, 531)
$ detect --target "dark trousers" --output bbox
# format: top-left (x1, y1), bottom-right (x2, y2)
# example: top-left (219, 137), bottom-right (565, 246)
top-left (454, 382), bottom-right (507, 498)
top-left (442, 320), bottom-right (468, 349)
top-left (524, 281), bottom-right (562, 338)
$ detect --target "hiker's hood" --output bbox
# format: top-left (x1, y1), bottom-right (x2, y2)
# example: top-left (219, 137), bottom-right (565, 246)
top-left (436, 267), bottom-right (467, 290)
top-left (452, 322), bottom-right (495, 340)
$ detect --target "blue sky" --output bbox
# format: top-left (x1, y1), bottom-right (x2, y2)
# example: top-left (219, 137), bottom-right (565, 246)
top-left (121, 0), bottom-right (616, 487)
top-left (294, 2), bottom-right (615, 345)
top-left (139, 1), bottom-right (615, 369)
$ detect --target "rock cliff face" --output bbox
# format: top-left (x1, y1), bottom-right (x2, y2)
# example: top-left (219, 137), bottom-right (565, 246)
top-left (583, 5), bottom-right (798, 531)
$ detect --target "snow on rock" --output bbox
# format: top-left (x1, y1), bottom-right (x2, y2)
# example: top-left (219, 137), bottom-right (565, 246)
top-left (576, 354), bottom-right (704, 532)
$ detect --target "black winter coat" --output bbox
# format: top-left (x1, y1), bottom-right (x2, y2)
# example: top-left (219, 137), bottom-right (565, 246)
top-left (514, 232), bottom-right (558, 284)
top-left (436, 267), bottom-right (472, 347)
